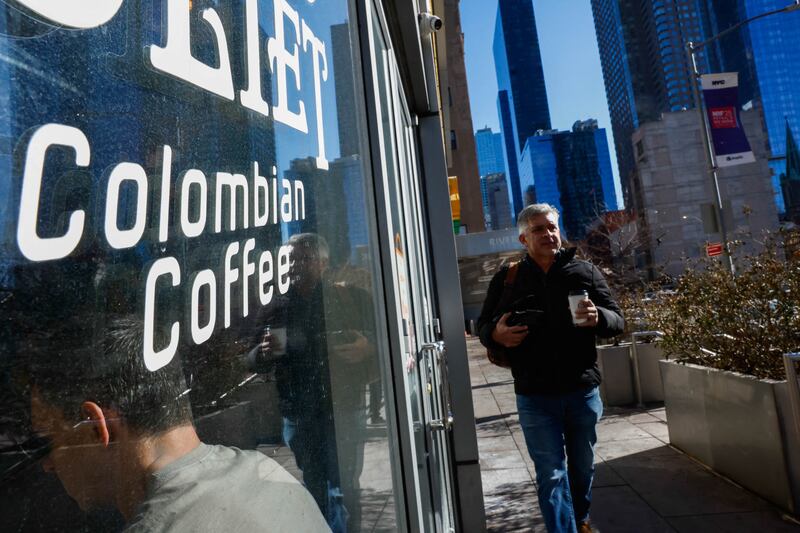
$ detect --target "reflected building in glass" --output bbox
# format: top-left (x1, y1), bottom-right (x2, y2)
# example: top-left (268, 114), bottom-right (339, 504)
top-left (493, 0), bottom-right (551, 219)
top-left (519, 120), bottom-right (618, 241)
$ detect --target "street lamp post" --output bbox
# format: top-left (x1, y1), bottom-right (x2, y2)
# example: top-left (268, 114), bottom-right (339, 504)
top-left (685, 0), bottom-right (800, 275)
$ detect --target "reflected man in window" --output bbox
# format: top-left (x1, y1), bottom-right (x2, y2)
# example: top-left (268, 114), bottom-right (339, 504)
top-left (27, 317), bottom-right (329, 532)
top-left (260, 233), bottom-right (376, 532)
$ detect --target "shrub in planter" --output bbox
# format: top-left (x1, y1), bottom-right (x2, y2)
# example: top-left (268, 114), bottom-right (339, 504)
top-left (646, 238), bottom-right (800, 380)
top-left (645, 234), bottom-right (800, 512)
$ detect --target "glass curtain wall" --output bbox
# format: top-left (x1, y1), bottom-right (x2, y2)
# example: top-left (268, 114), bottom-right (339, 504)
top-left (0, 1), bottom-right (404, 531)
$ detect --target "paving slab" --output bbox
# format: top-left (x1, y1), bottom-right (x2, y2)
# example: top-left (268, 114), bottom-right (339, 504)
top-left (591, 485), bottom-right (676, 532)
top-left (667, 511), bottom-right (800, 532)
top-left (608, 450), bottom-right (771, 517)
top-left (465, 336), bottom-right (798, 532)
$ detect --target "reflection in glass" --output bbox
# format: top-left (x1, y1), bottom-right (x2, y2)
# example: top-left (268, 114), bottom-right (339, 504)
top-left (0, 1), bottom-right (397, 531)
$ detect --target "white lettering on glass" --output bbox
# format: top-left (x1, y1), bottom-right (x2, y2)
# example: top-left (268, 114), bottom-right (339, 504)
top-left (104, 162), bottom-right (148, 249)
top-left (240, 0), bottom-right (270, 117)
top-left (158, 145), bottom-right (172, 242)
top-left (17, 123), bottom-right (88, 262)
top-left (253, 162), bottom-right (270, 227)
top-left (150, 0), bottom-right (235, 101)
top-left (268, 0), bottom-right (308, 133)
top-left (277, 244), bottom-right (291, 294)
top-left (280, 178), bottom-right (293, 222)
top-left (180, 169), bottom-right (208, 238)
top-left (301, 20), bottom-right (329, 170)
top-left (223, 241), bottom-right (240, 328)
top-left (190, 269), bottom-right (216, 345)
top-left (258, 250), bottom-right (274, 305)
top-left (144, 257), bottom-right (181, 371)
top-left (215, 172), bottom-right (249, 232)
top-left (13, 0), bottom-right (124, 29)
top-left (241, 238), bottom-right (256, 317)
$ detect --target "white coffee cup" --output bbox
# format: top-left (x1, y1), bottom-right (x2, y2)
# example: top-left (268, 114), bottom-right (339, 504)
top-left (568, 290), bottom-right (588, 325)
top-left (270, 327), bottom-right (288, 355)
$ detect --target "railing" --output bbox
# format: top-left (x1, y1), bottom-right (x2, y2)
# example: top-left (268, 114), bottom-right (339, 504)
top-left (630, 330), bottom-right (665, 408)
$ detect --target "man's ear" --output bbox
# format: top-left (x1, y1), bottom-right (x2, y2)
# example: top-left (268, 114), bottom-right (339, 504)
top-left (80, 401), bottom-right (110, 446)
top-left (518, 233), bottom-right (527, 246)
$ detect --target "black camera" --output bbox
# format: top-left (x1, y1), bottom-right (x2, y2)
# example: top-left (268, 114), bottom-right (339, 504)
top-left (506, 309), bottom-right (545, 329)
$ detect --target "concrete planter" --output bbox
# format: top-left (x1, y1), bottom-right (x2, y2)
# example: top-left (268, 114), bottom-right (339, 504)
top-left (633, 343), bottom-right (667, 403)
top-left (660, 360), bottom-right (800, 513)
top-left (597, 344), bottom-right (634, 406)
top-left (597, 343), bottom-right (667, 406)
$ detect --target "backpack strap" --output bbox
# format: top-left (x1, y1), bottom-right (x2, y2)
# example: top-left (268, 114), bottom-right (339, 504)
top-left (504, 261), bottom-right (520, 287)
top-left (494, 261), bottom-right (520, 316)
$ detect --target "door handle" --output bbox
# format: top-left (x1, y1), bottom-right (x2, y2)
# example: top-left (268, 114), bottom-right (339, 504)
top-left (419, 341), bottom-right (454, 431)
top-left (429, 414), bottom-right (453, 431)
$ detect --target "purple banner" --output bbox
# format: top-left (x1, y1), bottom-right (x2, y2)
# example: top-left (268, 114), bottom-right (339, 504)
top-left (701, 72), bottom-right (755, 168)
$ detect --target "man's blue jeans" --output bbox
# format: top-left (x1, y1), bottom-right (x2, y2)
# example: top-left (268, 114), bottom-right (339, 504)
top-left (516, 387), bottom-right (603, 533)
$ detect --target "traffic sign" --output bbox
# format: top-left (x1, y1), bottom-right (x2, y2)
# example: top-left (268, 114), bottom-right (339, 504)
top-left (706, 243), bottom-right (724, 257)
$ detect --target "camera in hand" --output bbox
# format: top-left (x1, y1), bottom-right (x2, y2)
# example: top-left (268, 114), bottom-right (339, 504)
top-left (506, 309), bottom-right (545, 329)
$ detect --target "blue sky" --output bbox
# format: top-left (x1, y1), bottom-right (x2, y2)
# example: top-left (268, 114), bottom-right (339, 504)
top-left (461, 0), bottom-right (624, 206)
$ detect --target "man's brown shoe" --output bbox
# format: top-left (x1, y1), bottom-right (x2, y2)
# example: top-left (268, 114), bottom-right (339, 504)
top-left (578, 521), bottom-right (593, 533)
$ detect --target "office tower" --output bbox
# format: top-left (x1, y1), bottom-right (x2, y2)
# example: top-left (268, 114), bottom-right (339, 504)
top-left (493, 0), bottom-right (551, 218)
top-left (592, 0), bottom-right (800, 216)
top-left (782, 120), bottom-right (800, 222)
top-left (441, 0), bottom-right (484, 233)
top-left (633, 107), bottom-right (777, 277)
top-left (480, 173), bottom-right (513, 231)
top-left (591, 0), bottom-right (710, 209)
top-left (474, 127), bottom-right (506, 178)
top-left (735, 0), bottom-right (800, 214)
top-left (331, 23), bottom-right (359, 158)
top-left (519, 120), bottom-right (618, 241)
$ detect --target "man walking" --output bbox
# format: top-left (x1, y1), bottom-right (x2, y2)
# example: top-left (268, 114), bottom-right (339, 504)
top-left (478, 204), bottom-right (624, 533)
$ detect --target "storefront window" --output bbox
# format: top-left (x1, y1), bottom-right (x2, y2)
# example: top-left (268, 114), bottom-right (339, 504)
top-left (0, 1), bottom-right (398, 531)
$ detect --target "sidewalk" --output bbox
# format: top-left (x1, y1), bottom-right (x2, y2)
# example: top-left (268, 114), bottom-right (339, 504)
top-left (467, 337), bottom-right (800, 532)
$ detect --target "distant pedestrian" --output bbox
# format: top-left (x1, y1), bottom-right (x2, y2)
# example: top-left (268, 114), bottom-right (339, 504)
top-left (477, 204), bottom-right (624, 533)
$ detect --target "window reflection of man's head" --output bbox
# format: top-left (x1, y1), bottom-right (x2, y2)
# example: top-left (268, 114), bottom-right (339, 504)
top-left (288, 233), bottom-right (329, 293)
top-left (26, 317), bottom-right (193, 511)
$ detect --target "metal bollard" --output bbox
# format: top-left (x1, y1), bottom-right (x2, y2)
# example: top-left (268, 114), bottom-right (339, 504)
top-left (783, 353), bottom-right (800, 445)
top-left (630, 331), bottom-right (664, 408)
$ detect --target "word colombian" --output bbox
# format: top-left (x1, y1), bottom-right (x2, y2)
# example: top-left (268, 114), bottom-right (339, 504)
top-left (14, 122), bottom-right (307, 372)
top-left (16, 123), bottom-right (306, 262)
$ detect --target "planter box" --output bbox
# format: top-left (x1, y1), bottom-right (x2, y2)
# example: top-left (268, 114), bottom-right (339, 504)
top-left (660, 360), bottom-right (800, 513)
top-left (597, 344), bottom-right (634, 406)
top-left (633, 343), bottom-right (667, 403)
top-left (597, 343), bottom-right (667, 406)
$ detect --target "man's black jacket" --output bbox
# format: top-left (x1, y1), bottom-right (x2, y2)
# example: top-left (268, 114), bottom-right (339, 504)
top-left (477, 248), bottom-right (624, 395)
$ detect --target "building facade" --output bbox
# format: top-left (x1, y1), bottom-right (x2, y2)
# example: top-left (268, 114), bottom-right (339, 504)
top-left (592, 0), bottom-right (800, 216)
top-left (441, 0), bottom-right (485, 233)
top-left (519, 120), bottom-right (619, 241)
top-left (0, 1), bottom-right (484, 531)
top-left (632, 108), bottom-right (779, 277)
top-left (493, 0), bottom-right (551, 219)
top-left (474, 127), bottom-right (506, 178)
top-left (480, 172), bottom-right (513, 231)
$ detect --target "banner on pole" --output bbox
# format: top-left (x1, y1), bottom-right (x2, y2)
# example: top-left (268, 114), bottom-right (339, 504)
top-left (700, 72), bottom-right (756, 168)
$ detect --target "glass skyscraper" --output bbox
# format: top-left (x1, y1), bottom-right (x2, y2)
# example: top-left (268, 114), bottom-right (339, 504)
top-left (519, 120), bottom-right (618, 241)
top-left (474, 127), bottom-right (506, 178)
top-left (592, 0), bottom-right (800, 215)
top-left (740, 0), bottom-right (800, 214)
top-left (493, 0), bottom-right (551, 219)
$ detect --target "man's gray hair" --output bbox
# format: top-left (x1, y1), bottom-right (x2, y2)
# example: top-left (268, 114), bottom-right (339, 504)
top-left (288, 232), bottom-right (330, 261)
top-left (517, 203), bottom-right (560, 235)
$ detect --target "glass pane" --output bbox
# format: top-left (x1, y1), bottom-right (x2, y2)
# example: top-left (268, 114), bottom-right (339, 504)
top-left (0, 1), bottom-right (398, 532)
